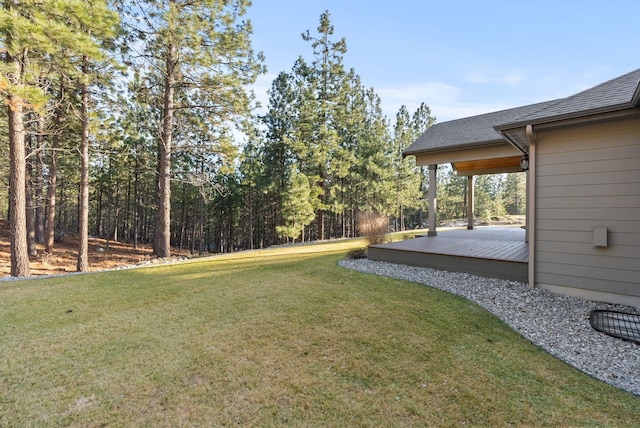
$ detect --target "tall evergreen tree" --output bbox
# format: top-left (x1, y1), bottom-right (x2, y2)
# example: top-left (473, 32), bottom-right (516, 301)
top-left (437, 166), bottom-right (467, 221)
top-left (390, 103), bottom-right (435, 230)
top-left (475, 174), bottom-right (506, 220)
top-left (1, 0), bottom-right (117, 276)
top-left (299, 10), bottom-right (347, 240)
top-left (355, 87), bottom-right (394, 216)
top-left (503, 172), bottom-right (526, 215)
top-left (391, 106), bottom-right (419, 230)
top-left (0, 1), bottom-right (49, 276)
top-left (74, 0), bottom-right (120, 272)
top-left (261, 71), bottom-right (296, 235)
top-left (276, 168), bottom-right (317, 243)
top-left (122, 0), bottom-right (264, 257)
top-left (410, 102), bottom-right (436, 228)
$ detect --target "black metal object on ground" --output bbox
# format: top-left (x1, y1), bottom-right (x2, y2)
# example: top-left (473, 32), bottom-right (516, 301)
top-left (590, 310), bottom-right (640, 344)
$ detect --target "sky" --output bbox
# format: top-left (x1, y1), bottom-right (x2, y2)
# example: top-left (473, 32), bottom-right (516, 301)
top-left (245, 0), bottom-right (640, 123)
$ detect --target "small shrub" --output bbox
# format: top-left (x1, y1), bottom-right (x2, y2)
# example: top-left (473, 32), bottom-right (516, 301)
top-left (357, 211), bottom-right (389, 245)
top-left (40, 251), bottom-right (52, 266)
top-left (483, 209), bottom-right (492, 221)
top-left (347, 248), bottom-right (367, 259)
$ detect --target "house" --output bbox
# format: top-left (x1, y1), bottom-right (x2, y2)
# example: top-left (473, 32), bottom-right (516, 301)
top-left (376, 69), bottom-right (640, 307)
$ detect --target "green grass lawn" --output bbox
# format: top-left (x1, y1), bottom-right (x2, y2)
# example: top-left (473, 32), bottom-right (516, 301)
top-left (1, 240), bottom-right (639, 427)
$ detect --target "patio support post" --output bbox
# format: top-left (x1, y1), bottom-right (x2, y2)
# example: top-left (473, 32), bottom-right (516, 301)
top-left (428, 164), bottom-right (437, 237)
top-left (467, 175), bottom-right (475, 230)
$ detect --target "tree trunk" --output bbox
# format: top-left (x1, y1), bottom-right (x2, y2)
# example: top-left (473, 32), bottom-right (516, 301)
top-left (45, 131), bottom-right (58, 254)
top-left (6, 43), bottom-right (31, 277)
top-left (199, 194), bottom-right (205, 255)
top-left (133, 157), bottom-right (140, 249)
top-left (190, 201), bottom-right (196, 255)
top-left (317, 175), bottom-right (326, 241)
top-left (58, 176), bottom-right (67, 232)
top-left (77, 56), bottom-right (90, 272)
top-left (113, 180), bottom-right (120, 242)
top-left (35, 117), bottom-right (45, 244)
top-left (8, 106), bottom-right (31, 276)
top-left (157, 43), bottom-right (175, 258)
top-left (95, 182), bottom-right (103, 237)
top-left (25, 138), bottom-right (37, 256)
top-left (8, 118), bottom-right (32, 275)
top-left (179, 182), bottom-right (187, 250)
top-left (7, 66), bottom-right (31, 276)
top-left (124, 175), bottom-right (133, 243)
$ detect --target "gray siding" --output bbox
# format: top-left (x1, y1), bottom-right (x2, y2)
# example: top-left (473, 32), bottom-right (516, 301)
top-left (535, 116), bottom-right (640, 301)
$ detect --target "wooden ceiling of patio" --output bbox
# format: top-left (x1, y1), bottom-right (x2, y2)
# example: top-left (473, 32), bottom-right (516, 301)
top-left (452, 155), bottom-right (523, 176)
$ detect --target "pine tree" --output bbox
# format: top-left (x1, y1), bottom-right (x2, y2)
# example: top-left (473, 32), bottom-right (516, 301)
top-left (411, 103), bottom-right (436, 228)
top-left (277, 168), bottom-right (317, 243)
top-left (355, 87), bottom-right (394, 216)
top-left (437, 166), bottom-right (467, 221)
top-left (122, 0), bottom-right (264, 257)
top-left (391, 103), bottom-right (435, 230)
top-left (1, 0), bottom-right (117, 276)
top-left (391, 106), bottom-right (419, 230)
top-left (58, 0), bottom-right (120, 272)
top-left (261, 71), bottom-right (296, 236)
top-left (475, 174), bottom-right (506, 220)
top-left (503, 172), bottom-right (526, 215)
top-left (299, 10), bottom-right (347, 240)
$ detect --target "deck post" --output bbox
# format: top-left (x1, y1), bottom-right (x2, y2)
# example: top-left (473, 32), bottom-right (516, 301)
top-left (428, 164), bottom-right (437, 236)
top-left (467, 175), bottom-right (475, 230)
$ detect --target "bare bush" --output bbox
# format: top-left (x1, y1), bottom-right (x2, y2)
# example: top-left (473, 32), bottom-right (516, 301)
top-left (347, 248), bottom-right (367, 259)
top-left (356, 211), bottom-right (389, 245)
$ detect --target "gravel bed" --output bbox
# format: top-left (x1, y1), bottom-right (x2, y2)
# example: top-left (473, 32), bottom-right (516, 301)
top-left (339, 258), bottom-right (640, 396)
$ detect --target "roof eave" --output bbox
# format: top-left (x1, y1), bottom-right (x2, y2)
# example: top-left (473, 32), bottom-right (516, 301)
top-left (402, 139), bottom-right (507, 158)
top-left (494, 102), bottom-right (638, 132)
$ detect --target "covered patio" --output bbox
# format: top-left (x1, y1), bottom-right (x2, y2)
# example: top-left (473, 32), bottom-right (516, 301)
top-left (372, 68), bottom-right (640, 306)
top-left (365, 103), bottom-right (543, 282)
top-left (368, 226), bottom-right (528, 282)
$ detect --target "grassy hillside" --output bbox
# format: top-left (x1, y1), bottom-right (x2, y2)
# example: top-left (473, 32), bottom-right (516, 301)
top-left (1, 240), bottom-right (638, 426)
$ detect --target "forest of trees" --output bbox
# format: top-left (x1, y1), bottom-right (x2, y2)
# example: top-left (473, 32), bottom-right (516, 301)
top-left (0, 3), bottom-right (525, 277)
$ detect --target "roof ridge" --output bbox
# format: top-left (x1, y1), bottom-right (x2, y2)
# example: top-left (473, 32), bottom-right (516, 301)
top-left (435, 99), bottom-right (560, 126)
top-left (562, 67), bottom-right (640, 100)
top-left (404, 68), bottom-right (640, 157)
top-left (496, 68), bottom-right (640, 129)
top-left (505, 97), bottom-right (567, 124)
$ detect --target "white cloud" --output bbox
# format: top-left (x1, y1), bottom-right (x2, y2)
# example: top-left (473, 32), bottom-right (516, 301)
top-left (377, 81), bottom-right (515, 123)
top-left (465, 71), bottom-right (526, 85)
top-left (377, 81), bottom-right (458, 120)
top-left (252, 76), bottom-right (518, 125)
top-left (377, 82), bottom-right (461, 105)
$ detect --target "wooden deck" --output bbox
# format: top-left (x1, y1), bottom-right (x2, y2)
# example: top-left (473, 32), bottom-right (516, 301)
top-left (368, 226), bottom-right (528, 282)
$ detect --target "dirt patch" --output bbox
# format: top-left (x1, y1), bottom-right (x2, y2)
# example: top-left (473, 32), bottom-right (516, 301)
top-left (0, 219), bottom-right (191, 278)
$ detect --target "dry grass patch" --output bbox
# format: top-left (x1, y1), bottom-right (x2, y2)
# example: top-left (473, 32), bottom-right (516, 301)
top-left (1, 241), bottom-right (639, 426)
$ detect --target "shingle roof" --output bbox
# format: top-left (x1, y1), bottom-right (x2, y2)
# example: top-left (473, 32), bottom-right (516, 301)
top-left (404, 100), bottom-right (558, 156)
top-left (496, 68), bottom-right (640, 130)
top-left (404, 68), bottom-right (640, 157)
